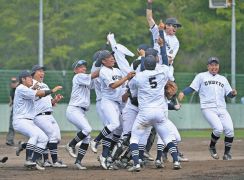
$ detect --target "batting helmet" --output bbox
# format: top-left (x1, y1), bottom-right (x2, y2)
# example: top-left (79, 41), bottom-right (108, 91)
top-left (143, 55), bottom-right (156, 70)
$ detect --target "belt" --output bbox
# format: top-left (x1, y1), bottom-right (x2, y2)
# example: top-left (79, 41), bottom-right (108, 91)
top-left (36, 112), bottom-right (52, 116)
top-left (80, 107), bottom-right (86, 111)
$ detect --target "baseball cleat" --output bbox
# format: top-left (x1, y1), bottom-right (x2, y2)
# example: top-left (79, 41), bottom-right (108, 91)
top-left (16, 141), bottom-right (25, 156)
top-left (24, 160), bottom-right (36, 167)
top-left (90, 140), bottom-right (98, 153)
top-left (75, 161), bottom-right (87, 170)
top-left (209, 147), bottom-right (219, 159)
top-left (223, 152), bottom-right (232, 160)
top-left (52, 160), bottom-right (67, 168)
top-left (144, 151), bottom-right (154, 161)
top-left (128, 164), bottom-right (141, 172)
top-left (178, 153), bottom-right (189, 162)
top-left (99, 155), bottom-right (108, 170)
top-left (0, 157), bottom-right (8, 163)
top-left (65, 143), bottom-right (77, 158)
top-left (43, 160), bottom-right (52, 167)
top-left (173, 161), bottom-right (181, 170)
top-left (155, 159), bottom-right (164, 168)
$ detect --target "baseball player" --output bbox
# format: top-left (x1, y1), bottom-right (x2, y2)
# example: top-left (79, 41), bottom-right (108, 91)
top-left (128, 55), bottom-right (181, 172)
top-left (13, 70), bottom-right (62, 170)
top-left (178, 57), bottom-right (237, 160)
top-left (90, 50), bottom-right (135, 170)
top-left (31, 65), bottom-right (67, 168)
top-left (65, 60), bottom-right (99, 170)
top-left (146, 0), bottom-right (181, 65)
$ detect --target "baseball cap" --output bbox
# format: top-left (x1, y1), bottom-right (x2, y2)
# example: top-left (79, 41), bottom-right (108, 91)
top-left (165, 18), bottom-right (182, 28)
top-left (208, 57), bottom-right (219, 64)
top-left (95, 50), bottom-right (113, 67)
top-left (145, 48), bottom-right (158, 57)
top-left (143, 55), bottom-right (157, 70)
top-left (18, 70), bottom-right (32, 81)
top-left (31, 64), bottom-right (46, 75)
top-left (92, 50), bottom-right (102, 62)
top-left (137, 44), bottom-right (150, 51)
top-left (72, 60), bottom-right (87, 69)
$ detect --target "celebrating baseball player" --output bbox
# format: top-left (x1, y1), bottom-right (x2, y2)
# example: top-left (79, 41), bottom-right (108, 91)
top-left (90, 49), bottom-right (135, 170)
top-left (31, 65), bottom-right (67, 168)
top-left (13, 70), bottom-right (62, 170)
top-left (146, 0), bottom-right (181, 65)
top-left (65, 60), bottom-right (99, 170)
top-left (178, 57), bottom-right (237, 160)
top-left (128, 55), bottom-right (181, 172)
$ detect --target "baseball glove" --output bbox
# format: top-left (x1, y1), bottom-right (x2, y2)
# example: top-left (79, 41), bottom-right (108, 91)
top-left (165, 81), bottom-right (178, 99)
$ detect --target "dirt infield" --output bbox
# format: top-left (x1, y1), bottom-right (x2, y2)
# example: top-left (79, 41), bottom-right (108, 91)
top-left (0, 134), bottom-right (244, 180)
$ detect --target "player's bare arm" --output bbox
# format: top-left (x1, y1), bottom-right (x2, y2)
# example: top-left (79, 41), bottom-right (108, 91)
top-left (109, 71), bottom-right (135, 89)
top-left (36, 86), bottom-right (62, 97)
top-left (146, 0), bottom-right (156, 28)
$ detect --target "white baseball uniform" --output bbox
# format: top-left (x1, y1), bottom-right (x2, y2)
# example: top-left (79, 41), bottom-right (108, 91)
top-left (189, 71), bottom-right (234, 137)
top-left (33, 79), bottom-right (61, 143)
top-left (13, 84), bottom-right (48, 150)
top-left (66, 72), bottom-right (93, 144)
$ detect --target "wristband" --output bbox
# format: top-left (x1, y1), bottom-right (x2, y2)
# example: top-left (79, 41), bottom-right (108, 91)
top-left (44, 90), bottom-right (53, 96)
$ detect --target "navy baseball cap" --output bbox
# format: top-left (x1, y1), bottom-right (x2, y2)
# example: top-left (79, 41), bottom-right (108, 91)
top-left (72, 60), bottom-right (87, 69)
top-left (95, 50), bottom-right (113, 67)
top-left (31, 64), bottom-right (46, 75)
top-left (165, 18), bottom-right (182, 28)
top-left (208, 57), bottom-right (219, 64)
top-left (137, 44), bottom-right (150, 51)
top-left (18, 70), bottom-right (32, 81)
top-left (145, 48), bottom-right (158, 57)
top-left (92, 50), bottom-right (102, 62)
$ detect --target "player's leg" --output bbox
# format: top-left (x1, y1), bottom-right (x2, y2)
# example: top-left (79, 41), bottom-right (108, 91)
top-left (66, 106), bottom-right (92, 157)
top-left (202, 108), bottom-right (224, 159)
top-left (138, 126), bottom-right (152, 165)
top-left (144, 127), bottom-right (156, 161)
top-left (74, 136), bottom-right (90, 170)
top-left (155, 134), bottom-right (165, 168)
top-left (219, 109), bottom-right (234, 160)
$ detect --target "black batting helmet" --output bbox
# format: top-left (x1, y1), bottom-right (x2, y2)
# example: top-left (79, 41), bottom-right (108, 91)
top-left (143, 55), bottom-right (156, 70)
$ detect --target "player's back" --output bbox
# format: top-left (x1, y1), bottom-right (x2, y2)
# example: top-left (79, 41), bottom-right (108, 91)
top-left (135, 68), bottom-right (168, 109)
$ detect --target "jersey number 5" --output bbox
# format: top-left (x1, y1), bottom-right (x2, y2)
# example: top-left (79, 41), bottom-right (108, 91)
top-left (149, 77), bottom-right (157, 88)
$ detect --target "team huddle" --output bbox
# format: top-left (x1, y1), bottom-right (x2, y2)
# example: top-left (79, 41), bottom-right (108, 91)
top-left (11, 0), bottom-right (237, 172)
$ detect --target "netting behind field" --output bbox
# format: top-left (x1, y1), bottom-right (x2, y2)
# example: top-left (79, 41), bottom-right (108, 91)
top-left (0, 70), bottom-right (243, 104)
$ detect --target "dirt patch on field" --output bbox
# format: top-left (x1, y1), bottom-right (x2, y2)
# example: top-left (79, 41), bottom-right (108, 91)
top-left (0, 134), bottom-right (244, 180)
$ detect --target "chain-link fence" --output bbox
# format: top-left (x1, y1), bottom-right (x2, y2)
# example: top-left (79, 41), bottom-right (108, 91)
top-left (1, 70), bottom-right (243, 104)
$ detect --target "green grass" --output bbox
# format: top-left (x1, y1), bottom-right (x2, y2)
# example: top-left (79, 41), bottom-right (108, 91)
top-left (61, 129), bottom-right (244, 139)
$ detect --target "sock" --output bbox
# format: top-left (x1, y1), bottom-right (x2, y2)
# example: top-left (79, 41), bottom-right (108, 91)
top-left (172, 140), bottom-right (179, 154)
top-left (32, 146), bottom-right (45, 162)
top-left (42, 148), bottom-right (49, 162)
top-left (102, 137), bottom-right (112, 158)
top-left (224, 136), bottom-right (234, 154)
top-left (69, 131), bottom-right (87, 147)
top-left (167, 142), bottom-right (178, 162)
top-left (95, 126), bottom-right (111, 142)
top-left (76, 143), bottom-right (89, 163)
top-left (130, 143), bottom-right (139, 165)
top-left (210, 132), bottom-right (220, 148)
top-left (138, 144), bottom-right (145, 160)
top-left (48, 143), bottom-right (58, 163)
top-left (26, 143), bottom-right (35, 161)
top-left (110, 134), bottom-right (120, 151)
top-left (156, 144), bottom-right (163, 160)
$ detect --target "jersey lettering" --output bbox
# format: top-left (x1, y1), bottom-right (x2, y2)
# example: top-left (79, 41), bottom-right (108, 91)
top-left (204, 80), bottom-right (224, 88)
top-left (112, 75), bottom-right (122, 80)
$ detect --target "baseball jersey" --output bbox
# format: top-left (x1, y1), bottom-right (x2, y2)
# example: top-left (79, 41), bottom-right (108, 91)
top-left (150, 24), bottom-right (179, 62)
top-left (68, 73), bottom-right (92, 109)
top-left (190, 71), bottom-right (233, 109)
top-left (129, 65), bottom-right (170, 110)
top-left (32, 79), bottom-right (53, 115)
top-left (99, 66), bottom-right (124, 103)
top-left (13, 84), bottom-right (37, 120)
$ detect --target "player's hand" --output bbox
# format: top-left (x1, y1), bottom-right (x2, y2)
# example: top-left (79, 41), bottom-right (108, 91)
top-left (157, 37), bottom-right (164, 47)
top-left (126, 71), bottom-right (136, 80)
top-left (137, 49), bottom-right (146, 57)
top-left (54, 94), bottom-right (63, 102)
top-left (52, 86), bottom-right (63, 93)
top-left (148, 0), bottom-right (153, 3)
top-left (174, 104), bottom-right (181, 110)
top-left (178, 92), bottom-right (184, 102)
top-left (159, 20), bottom-right (165, 30)
top-left (32, 82), bottom-right (40, 90)
top-left (231, 89), bottom-right (237, 96)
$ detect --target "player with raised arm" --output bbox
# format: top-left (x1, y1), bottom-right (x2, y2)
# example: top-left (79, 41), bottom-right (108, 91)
top-left (65, 60), bottom-right (99, 170)
top-left (178, 57), bottom-right (237, 160)
top-left (128, 55), bottom-right (181, 172)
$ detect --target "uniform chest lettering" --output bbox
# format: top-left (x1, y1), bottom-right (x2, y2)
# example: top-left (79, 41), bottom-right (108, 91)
top-left (204, 80), bottom-right (224, 88)
top-left (112, 75), bottom-right (122, 80)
